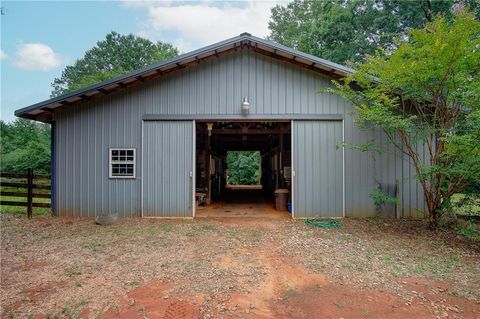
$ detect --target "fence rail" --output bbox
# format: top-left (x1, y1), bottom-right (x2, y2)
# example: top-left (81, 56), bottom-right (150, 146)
top-left (0, 182), bottom-right (51, 190)
top-left (0, 169), bottom-right (51, 218)
top-left (0, 172), bottom-right (50, 180)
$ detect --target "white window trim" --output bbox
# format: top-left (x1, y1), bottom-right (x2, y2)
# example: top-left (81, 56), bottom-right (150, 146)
top-left (109, 148), bottom-right (136, 179)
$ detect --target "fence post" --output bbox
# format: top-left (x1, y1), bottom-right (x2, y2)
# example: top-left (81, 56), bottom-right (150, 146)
top-left (26, 168), bottom-right (33, 219)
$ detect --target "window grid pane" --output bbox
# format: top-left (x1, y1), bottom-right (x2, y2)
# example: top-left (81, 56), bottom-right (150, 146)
top-left (112, 164), bottom-right (134, 176)
top-left (110, 149), bottom-right (135, 178)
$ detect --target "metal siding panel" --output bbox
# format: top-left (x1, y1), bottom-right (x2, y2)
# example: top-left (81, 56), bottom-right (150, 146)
top-left (248, 51), bottom-right (256, 113)
top-left (80, 109), bottom-right (85, 216)
top-left (271, 60), bottom-right (279, 114)
top-left (66, 110), bottom-right (74, 215)
top-left (226, 54), bottom-right (234, 115)
top-left (279, 61), bottom-right (286, 113)
top-left (219, 57), bottom-right (227, 115)
top-left (233, 52), bottom-right (240, 114)
top-left (293, 121), bottom-right (343, 217)
top-left (143, 121), bottom-right (193, 217)
top-left (56, 113), bottom-right (64, 216)
top-left (264, 56), bottom-right (272, 114)
top-left (240, 50), bottom-right (245, 101)
top-left (95, 103), bottom-right (102, 216)
top-left (205, 63), bottom-right (213, 115)
top-left (256, 54), bottom-right (264, 114)
top-left (50, 121), bottom-right (57, 216)
top-left (370, 130), bottom-right (428, 218)
top-left (61, 112), bottom-right (67, 217)
top-left (54, 101), bottom-right (141, 217)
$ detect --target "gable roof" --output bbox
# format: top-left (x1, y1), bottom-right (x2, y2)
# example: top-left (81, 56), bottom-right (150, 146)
top-left (15, 33), bottom-right (354, 123)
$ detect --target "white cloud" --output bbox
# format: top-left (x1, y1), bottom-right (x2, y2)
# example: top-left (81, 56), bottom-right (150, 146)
top-left (13, 43), bottom-right (62, 71)
top-left (126, 1), bottom-right (283, 53)
top-left (0, 49), bottom-right (7, 60)
top-left (173, 38), bottom-right (194, 53)
top-left (123, 0), bottom-right (171, 8)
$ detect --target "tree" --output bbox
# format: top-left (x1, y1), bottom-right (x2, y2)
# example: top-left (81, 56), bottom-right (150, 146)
top-left (2, 32), bottom-right (178, 174)
top-left (268, 0), bottom-right (478, 65)
top-left (51, 32), bottom-right (178, 97)
top-left (329, 12), bottom-right (480, 227)
top-left (227, 151), bottom-right (261, 185)
top-left (0, 119), bottom-right (51, 174)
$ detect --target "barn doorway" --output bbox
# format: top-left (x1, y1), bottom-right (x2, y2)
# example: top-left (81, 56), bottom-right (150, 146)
top-left (195, 121), bottom-right (291, 218)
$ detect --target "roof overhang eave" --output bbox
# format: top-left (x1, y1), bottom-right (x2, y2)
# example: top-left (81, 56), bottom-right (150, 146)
top-left (15, 34), bottom-right (354, 122)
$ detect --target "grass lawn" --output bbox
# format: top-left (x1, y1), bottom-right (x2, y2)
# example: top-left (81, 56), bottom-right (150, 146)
top-left (0, 196), bottom-right (51, 216)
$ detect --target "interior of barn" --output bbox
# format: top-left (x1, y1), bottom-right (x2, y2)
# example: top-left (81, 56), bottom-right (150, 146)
top-left (195, 121), bottom-right (292, 218)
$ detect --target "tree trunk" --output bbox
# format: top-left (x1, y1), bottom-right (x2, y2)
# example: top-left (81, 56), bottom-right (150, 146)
top-left (425, 191), bottom-right (443, 230)
top-left (430, 208), bottom-right (440, 230)
top-left (422, 181), bottom-right (440, 229)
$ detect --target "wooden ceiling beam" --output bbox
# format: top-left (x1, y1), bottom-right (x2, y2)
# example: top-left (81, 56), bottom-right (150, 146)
top-left (211, 129), bottom-right (286, 135)
top-left (79, 94), bottom-right (91, 101)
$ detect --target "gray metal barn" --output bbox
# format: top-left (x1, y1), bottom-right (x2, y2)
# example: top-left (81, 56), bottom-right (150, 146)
top-left (15, 33), bottom-right (426, 219)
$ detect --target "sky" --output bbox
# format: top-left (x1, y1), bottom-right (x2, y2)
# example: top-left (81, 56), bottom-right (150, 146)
top-left (0, 0), bottom-right (285, 122)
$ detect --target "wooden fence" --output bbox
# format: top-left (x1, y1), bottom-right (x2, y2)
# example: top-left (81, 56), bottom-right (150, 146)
top-left (0, 169), bottom-right (51, 218)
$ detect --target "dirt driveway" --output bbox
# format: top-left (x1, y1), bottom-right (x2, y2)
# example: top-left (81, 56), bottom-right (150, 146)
top-left (1, 214), bottom-right (479, 318)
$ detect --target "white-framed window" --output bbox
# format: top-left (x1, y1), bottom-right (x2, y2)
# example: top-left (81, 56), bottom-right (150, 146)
top-left (109, 148), bottom-right (136, 178)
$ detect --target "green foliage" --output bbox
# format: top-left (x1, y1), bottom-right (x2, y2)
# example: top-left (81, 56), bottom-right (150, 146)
top-left (51, 31), bottom-right (178, 97)
top-left (444, 110), bottom-right (480, 194)
top-left (0, 119), bottom-right (51, 173)
top-left (369, 186), bottom-right (400, 215)
top-left (369, 186), bottom-right (400, 207)
top-left (451, 193), bottom-right (480, 217)
top-left (329, 12), bottom-right (480, 226)
top-left (337, 140), bottom-right (384, 154)
top-left (268, 0), bottom-right (479, 64)
top-left (226, 151), bottom-right (261, 185)
top-left (454, 220), bottom-right (480, 241)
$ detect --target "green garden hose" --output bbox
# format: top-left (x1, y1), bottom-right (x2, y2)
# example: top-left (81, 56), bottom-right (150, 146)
top-left (305, 218), bottom-right (342, 228)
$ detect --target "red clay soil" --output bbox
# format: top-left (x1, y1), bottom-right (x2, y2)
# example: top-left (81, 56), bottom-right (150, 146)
top-left (103, 246), bottom-right (480, 319)
top-left (219, 249), bottom-right (472, 319)
top-left (103, 281), bottom-right (200, 319)
top-left (271, 284), bottom-right (435, 319)
top-left (103, 276), bottom-right (480, 319)
top-left (396, 277), bottom-right (480, 319)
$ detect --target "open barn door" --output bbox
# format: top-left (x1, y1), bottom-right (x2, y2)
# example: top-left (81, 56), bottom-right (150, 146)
top-left (142, 121), bottom-right (195, 217)
top-left (292, 120), bottom-right (344, 218)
